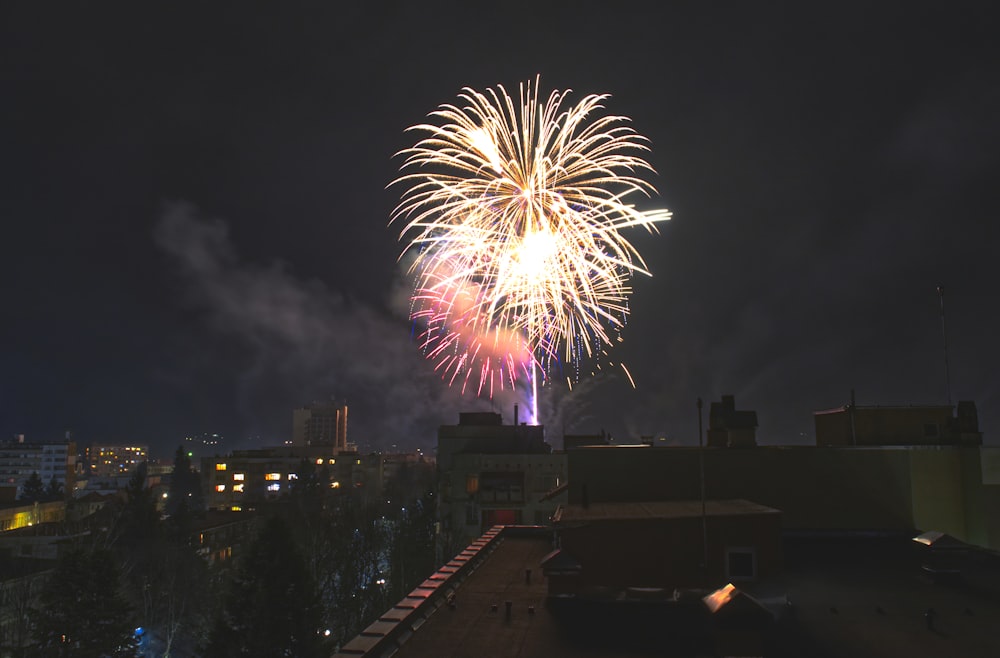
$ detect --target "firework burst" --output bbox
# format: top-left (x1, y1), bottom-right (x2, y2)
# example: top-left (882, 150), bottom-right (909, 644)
top-left (391, 77), bottom-right (670, 406)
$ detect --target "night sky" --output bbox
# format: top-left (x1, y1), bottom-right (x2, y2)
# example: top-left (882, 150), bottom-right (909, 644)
top-left (3, 1), bottom-right (998, 457)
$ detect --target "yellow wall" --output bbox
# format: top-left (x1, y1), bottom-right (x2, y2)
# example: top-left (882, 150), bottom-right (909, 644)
top-left (909, 448), bottom-right (965, 538)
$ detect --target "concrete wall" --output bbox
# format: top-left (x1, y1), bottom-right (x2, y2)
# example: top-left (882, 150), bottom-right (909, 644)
top-left (568, 445), bottom-right (993, 546)
top-left (558, 511), bottom-right (782, 591)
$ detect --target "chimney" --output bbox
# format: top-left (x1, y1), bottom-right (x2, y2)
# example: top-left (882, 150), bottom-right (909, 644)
top-left (514, 404), bottom-right (519, 427)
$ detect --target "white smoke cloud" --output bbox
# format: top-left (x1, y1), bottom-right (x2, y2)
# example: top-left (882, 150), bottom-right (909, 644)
top-left (153, 201), bottom-right (514, 451)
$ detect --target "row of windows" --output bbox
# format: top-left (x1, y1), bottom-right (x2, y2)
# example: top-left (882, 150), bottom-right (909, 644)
top-left (216, 459), bottom-right (364, 473)
top-left (213, 481), bottom-right (344, 494)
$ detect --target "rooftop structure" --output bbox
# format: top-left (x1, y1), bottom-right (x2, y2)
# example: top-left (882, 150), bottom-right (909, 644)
top-left (815, 399), bottom-right (982, 446)
top-left (336, 525), bottom-right (1000, 658)
top-left (436, 411), bottom-right (565, 557)
top-left (707, 394), bottom-right (758, 447)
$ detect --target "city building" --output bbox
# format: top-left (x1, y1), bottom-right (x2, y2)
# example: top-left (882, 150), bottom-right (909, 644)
top-left (85, 444), bottom-right (148, 478)
top-left (0, 437), bottom-right (76, 502)
top-left (0, 501), bottom-right (65, 533)
top-left (546, 499), bottom-right (782, 596)
top-left (436, 410), bottom-right (567, 556)
top-left (334, 396), bottom-right (1000, 658)
top-left (292, 398), bottom-right (349, 448)
top-left (815, 397), bottom-right (983, 446)
top-left (707, 394), bottom-right (758, 447)
top-left (192, 510), bottom-right (259, 564)
top-left (203, 446), bottom-right (391, 511)
top-left (0, 558), bottom-right (52, 655)
top-left (566, 398), bottom-right (998, 549)
top-left (335, 524), bottom-right (1000, 658)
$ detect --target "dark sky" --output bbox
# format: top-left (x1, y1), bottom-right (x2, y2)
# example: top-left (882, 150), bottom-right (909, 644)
top-left (2, 1), bottom-right (998, 457)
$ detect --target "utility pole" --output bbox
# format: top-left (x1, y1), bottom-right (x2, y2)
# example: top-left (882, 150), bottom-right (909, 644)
top-left (937, 286), bottom-right (952, 408)
top-left (698, 398), bottom-right (707, 574)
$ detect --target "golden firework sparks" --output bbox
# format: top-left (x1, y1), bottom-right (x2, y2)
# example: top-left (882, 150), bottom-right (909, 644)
top-left (391, 77), bottom-right (670, 400)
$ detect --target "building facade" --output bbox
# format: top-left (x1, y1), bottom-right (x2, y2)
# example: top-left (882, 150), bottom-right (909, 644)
top-left (0, 439), bottom-right (76, 502)
top-left (292, 398), bottom-right (349, 448)
top-left (85, 444), bottom-right (148, 478)
top-left (815, 399), bottom-right (982, 446)
top-left (203, 446), bottom-right (401, 511)
top-left (436, 411), bottom-right (567, 555)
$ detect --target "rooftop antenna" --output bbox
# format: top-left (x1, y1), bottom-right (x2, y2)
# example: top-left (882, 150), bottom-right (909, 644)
top-left (937, 286), bottom-right (952, 408)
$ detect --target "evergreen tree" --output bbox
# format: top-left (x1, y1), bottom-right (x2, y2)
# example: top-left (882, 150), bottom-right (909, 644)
top-left (114, 461), bottom-right (159, 551)
top-left (29, 548), bottom-right (136, 657)
top-left (44, 475), bottom-right (64, 502)
top-left (205, 515), bottom-right (326, 657)
top-left (166, 446), bottom-right (204, 516)
top-left (19, 472), bottom-right (44, 503)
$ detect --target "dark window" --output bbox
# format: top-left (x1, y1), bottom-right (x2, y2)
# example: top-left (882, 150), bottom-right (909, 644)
top-left (924, 424), bottom-right (939, 437)
top-left (727, 549), bottom-right (755, 580)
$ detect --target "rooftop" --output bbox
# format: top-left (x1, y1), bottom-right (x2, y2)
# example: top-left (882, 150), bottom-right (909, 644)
top-left (555, 499), bottom-right (780, 523)
top-left (336, 527), bottom-right (1000, 658)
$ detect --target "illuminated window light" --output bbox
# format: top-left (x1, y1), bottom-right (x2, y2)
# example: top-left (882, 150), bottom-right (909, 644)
top-left (233, 473), bottom-right (245, 481)
top-left (329, 458), bottom-right (336, 465)
top-left (288, 473), bottom-right (298, 480)
top-left (233, 484), bottom-right (244, 493)
top-left (315, 458), bottom-right (323, 465)
top-left (265, 473), bottom-right (281, 481)
top-left (330, 481), bottom-right (340, 489)
top-left (231, 505), bottom-right (241, 512)
top-left (216, 463), bottom-right (227, 471)
top-left (356, 459), bottom-right (361, 465)
top-left (215, 485), bottom-right (226, 492)
top-left (267, 483), bottom-right (280, 492)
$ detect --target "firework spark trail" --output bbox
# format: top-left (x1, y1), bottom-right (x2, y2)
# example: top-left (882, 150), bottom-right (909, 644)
top-left (391, 77), bottom-right (670, 409)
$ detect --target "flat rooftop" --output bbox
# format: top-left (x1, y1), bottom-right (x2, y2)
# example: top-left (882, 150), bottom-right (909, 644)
top-left (555, 498), bottom-right (780, 523)
top-left (338, 528), bottom-right (1000, 658)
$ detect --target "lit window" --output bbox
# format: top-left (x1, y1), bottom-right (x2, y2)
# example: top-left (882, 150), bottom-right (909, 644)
top-left (356, 459), bottom-right (361, 465)
top-left (233, 473), bottom-right (245, 481)
top-left (215, 463), bottom-right (227, 471)
top-left (315, 458), bottom-right (323, 465)
top-left (330, 481), bottom-right (340, 489)
top-left (231, 506), bottom-right (241, 512)
top-left (233, 484), bottom-right (244, 493)
top-left (466, 475), bottom-right (479, 494)
top-left (215, 485), bottom-right (226, 492)
top-left (288, 473), bottom-right (298, 480)
top-left (329, 458), bottom-right (336, 465)
top-left (267, 483), bottom-right (280, 492)
top-left (265, 473), bottom-right (281, 481)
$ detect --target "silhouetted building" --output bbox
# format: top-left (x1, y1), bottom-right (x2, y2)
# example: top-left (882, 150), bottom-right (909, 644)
top-left (815, 399), bottom-right (983, 446)
top-left (437, 410), bottom-right (566, 555)
top-left (546, 499), bottom-right (782, 595)
top-left (292, 398), bottom-right (349, 448)
top-left (563, 430), bottom-right (612, 451)
top-left (202, 446), bottom-right (382, 510)
top-left (707, 394), bottom-right (758, 447)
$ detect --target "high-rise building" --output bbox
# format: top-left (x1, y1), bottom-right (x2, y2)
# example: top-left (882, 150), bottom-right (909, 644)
top-left (292, 399), bottom-right (348, 448)
top-left (85, 445), bottom-right (148, 479)
top-left (0, 436), bottom-right (76, 501)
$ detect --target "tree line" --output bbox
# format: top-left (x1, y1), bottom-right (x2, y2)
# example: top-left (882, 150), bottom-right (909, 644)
top-left (13, 448), bottom-right (437, 657)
